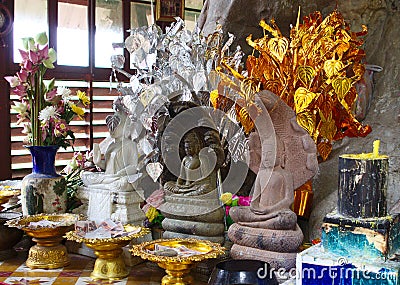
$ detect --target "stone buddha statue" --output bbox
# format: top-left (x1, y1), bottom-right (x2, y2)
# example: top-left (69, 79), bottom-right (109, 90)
top-left (156, 100), bottom-right (227, 243)
top-left (227, 90), bottom-right (318, 269)
top-left (229, 133), bottom-right (297, 230)
top-left (164, 131), bottom-right (216, 196)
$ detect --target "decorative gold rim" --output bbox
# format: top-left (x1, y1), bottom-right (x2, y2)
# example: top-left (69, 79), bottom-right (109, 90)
top-left (0, 189), bottom-right (20, 197)
top-left (130, 238), bottom-right (226, 263)
top-left (65, 226), bottom-right (150, 244)
top-left (5, 213), bottom-right (85, 232)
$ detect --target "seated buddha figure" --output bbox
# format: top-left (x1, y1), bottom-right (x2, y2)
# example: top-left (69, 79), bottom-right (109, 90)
top-left (164, 130), bottom-right (217, 196)
top-left (229, 132), bottom-right (297, 230)
top-left (81, 108), bottom-right (141, 192)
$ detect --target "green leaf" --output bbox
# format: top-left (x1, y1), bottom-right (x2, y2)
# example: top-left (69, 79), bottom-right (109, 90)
top-left (48, 48), bottom-right (57, 63)
top-left (54, 178), bottom-right (67, 196)
top-left (43, 59), bottom-right (55, 69)
top-left (22, 37), bottom-right (35, 51)
top-left (47, 78), bottom-right (56, 91)
top-left (35, 32), bottom-right (48, 45)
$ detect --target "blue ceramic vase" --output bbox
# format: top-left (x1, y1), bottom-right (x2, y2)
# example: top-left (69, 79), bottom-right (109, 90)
top-left (21, 146), bottom-right (67, 215)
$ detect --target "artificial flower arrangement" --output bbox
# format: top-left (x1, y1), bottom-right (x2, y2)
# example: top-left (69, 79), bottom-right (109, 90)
top-left (62, 151), bottom-right (95, 212)
top-left (143, 205), bottom-right (165, 229)
top-left (5, 32), bottom-right (90, 148)
top-left (142, 189), bottom-right (165, 229)
top-left (220, 192), bottom-right (251, 228)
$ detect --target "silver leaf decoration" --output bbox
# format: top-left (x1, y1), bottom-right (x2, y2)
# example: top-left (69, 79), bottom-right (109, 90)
top-left (106, 114), bottom-right (121, 132)
top-left (193, 72), bottom-right (206, 92)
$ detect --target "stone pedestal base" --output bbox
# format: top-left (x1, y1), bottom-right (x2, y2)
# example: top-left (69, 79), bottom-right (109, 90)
top-left (76, 186), bottom-right (145, 225)
top-left (228, 223), bottom-right (303, 270)
top-left (230, 244), bottom-right (297, 270)
top-left (163, 230), bottom-right (225, 244)
top-left (160, 192), bottom-right (225, 244)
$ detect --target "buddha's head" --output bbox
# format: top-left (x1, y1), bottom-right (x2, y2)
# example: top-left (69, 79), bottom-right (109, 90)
top-left (183, 131), bottom-right (201, 156)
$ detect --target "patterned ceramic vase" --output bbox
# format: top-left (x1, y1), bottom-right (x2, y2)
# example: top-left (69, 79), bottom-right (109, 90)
top-left (21, 146), bottom-right (67, 215)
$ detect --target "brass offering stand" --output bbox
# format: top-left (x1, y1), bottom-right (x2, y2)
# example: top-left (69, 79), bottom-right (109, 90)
top-left (130, 238), bottom-right (225, 285)
top-left (0, 189), bottom-right (20, 211)
top-left (6, 213), bottom-right (83, 269)
top-left (65, 225), bottom-right (149, 280)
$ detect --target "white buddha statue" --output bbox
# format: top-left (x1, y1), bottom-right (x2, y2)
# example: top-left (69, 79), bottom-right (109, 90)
top-left (77, 100), bottom-right (146, 225)
top-left (81, 106), bottom-right (142, 192)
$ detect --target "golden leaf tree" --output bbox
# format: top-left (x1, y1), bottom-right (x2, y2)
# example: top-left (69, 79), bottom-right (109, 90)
top-left (212, 10), bottom-right (371, 160)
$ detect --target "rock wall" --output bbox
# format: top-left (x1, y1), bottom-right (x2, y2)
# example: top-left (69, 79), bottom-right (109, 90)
top-left (199, 0), bottom-right (400, 240)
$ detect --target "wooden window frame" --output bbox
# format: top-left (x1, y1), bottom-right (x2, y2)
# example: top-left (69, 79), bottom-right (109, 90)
top-left (0, 0), bottom-right (203, 180)
top-left (156, 0), bottom-right (184, 22)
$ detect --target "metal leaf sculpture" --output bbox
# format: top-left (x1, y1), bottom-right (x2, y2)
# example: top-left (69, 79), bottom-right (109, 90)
top-left (106, 114), bottom-right (121, 132)
top-left (214, 9), bottom-right (371, 160)
top-left (297, 65), bottom-right (315, 88)
top-left (324, 60), bottom-right (345, 79)
top-left (267, 37), bottom-right (289, 63)
top-left (294, 87), bottom-right (318, 114)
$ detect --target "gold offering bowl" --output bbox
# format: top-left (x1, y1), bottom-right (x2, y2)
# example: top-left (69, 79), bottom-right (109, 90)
top-left (130, 238), bottom-right (226, 285)
top-left (65, 225), bottom-right (149, 280)
top-left (6, 213), bottom-right (83, 269)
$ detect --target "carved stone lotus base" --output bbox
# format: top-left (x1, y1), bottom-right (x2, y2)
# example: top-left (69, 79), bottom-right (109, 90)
top-left (230, 244), bottom-right (298, 270)
top-left (228, 223), bottom-right (303, 270)
top-left (160, 193), bottom-right (225, 244)
top-left (163, 230), bottom-right (225, 244)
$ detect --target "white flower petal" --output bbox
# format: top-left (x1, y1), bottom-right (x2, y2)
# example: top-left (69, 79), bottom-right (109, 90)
top-left (38, 106), bottom-right (60, 122)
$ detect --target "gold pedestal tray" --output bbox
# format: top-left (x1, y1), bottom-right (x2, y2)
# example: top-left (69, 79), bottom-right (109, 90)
top-left (65, 225), bottom-right (149, 280)
top-left (0, 189), bottom-right (20, 211)
top-left (130, 238), bottom-right (225, 285)
top-left (6, 213), bottom-right (83, 269)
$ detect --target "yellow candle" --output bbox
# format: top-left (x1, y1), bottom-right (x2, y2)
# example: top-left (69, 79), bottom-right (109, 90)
top-left (341, 139), bottom-right (388, 160)
top-left (373, 140), bottom-right (380, 157)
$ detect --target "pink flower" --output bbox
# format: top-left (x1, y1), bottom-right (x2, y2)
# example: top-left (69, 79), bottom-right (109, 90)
top-left (74, 152), bottom-right (87, 168)
top-left (6, 33), bottom-right (85, 148)
top-left (45, 89), bottom-right (58, 102)
top-left (23, 59), bottom-right (33, 72)
top-left (37, 45), bottom-right (49, 61)
top-left (12, 85), bottom-right (27, 97)
top-left (28, 49), bottom-right (39, 64)
top-left (225, 205), bottom-right (231, 216)
top-left (238, 196), bottom-right (252, 206)
top-left (18, 49), bottom-right (29, 61)
top-left (17, 70), bottom-right (28, 83)
top-left (56, 100), bottom-right (65, 113)
top-left (54, 119), bottom-right (69, 137)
